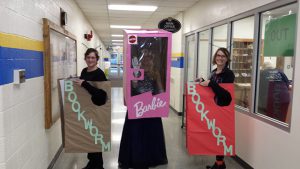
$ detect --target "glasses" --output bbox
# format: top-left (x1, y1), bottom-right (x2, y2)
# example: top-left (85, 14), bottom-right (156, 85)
top-left (216, 54), bottom-right (227, 58)
top-left (86, 56), bottom-right (97, 60)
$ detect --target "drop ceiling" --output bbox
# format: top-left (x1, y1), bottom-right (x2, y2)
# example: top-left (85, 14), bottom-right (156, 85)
top-left (74, 0), bottom-right (200, 47)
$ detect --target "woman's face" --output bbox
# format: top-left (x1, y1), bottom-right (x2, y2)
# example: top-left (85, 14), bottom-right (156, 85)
top-left (215, 50), bottom-right (228, 67)
top-left (140, 49), bottom-right (153, 72)
top-left (85, 52), bottom-right (98, 68)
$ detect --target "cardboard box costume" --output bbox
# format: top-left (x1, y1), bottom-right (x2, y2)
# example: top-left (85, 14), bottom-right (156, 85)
top-left (123, 29), bottom-right (172, 119)
top-left (59, 79), bottom-right (111, 153)
top-left (186, 83), bottom-right (235, 156)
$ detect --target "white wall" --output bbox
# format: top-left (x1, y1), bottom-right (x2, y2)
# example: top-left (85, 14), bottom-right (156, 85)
top-left (183, 0), bottom-right (275, 33)
top-left (233, 16), bottom-right (255, 39)
top-left (172, 13), bottom-right (184, 53)
top-left (0, 0), bottom-right (108, 168)
top-left (177, 0), bottom-right (300, 168)
top-left (170, 12), bottom-right (184, 112)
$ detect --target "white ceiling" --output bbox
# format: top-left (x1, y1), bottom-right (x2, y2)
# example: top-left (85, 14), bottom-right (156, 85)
top-left (74, 0), bottom-right (200, 47)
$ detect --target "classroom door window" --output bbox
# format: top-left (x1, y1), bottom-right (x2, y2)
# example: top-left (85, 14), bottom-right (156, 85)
top-left (212, 24), bottom-right (228, 71)
top-left (231, 16), bottom-right (255, 110)
top-left (198, 30), bottom-right (210, 80)
top-left (256, 4), bottom-right (297, 125)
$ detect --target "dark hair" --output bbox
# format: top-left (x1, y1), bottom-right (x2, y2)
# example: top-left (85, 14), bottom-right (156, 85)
top-left (85, 48), bottom-right (99, 60)
top-left (212, 47), bottom-right (231, 66)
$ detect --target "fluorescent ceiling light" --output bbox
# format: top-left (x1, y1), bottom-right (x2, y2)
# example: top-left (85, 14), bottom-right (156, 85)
top-left (108, 5), bottom-right (157, 12)
top-left (112, 43), bottom-right (123, 46)
top-left (110, 25), bottom-right (141, 29)
top-left (111, 34), bottom-right (123, 37)
top-left (112, 40), bottom-right (123, 42)
top-left (125, 30), bottom-right (159, 34)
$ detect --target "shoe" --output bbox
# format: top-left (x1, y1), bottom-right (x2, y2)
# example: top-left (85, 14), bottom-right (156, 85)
top-left (118, 163), bottom-right (128, 169)
top-left (83, 166), bottom-right (104, 169)
top-left (82, 162), bottom-right (92, 169)
top-left (206, 162), bottom-right (226, 169)
top-left (82, 162), bottom-right (104, 169)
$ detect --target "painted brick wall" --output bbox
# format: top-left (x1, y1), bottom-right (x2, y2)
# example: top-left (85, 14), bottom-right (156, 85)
top-left (0, 0), bottom-right (108, 168)
top-left (170, 13), bottom-right (184, 113)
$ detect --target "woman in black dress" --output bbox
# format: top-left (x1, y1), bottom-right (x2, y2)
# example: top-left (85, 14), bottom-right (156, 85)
top-left (118, 46), bottom-right (168, 169)
top-left (74, 48), bottom-right (107, 169)
top-left (196, 48), bottom-right (234, 169)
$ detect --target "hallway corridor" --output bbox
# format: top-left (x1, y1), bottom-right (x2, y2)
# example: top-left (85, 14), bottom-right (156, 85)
top-left (52, 88), bottom-right (244, 169)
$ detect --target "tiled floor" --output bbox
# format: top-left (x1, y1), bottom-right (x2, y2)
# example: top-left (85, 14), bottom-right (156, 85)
top-left (52, 88), bottom-right (244, 169)
top-left (109, 67), bottom-right (123, 87)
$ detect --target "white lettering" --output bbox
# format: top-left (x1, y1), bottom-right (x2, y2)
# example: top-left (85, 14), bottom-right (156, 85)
top-left (134, 97), bottom-right (167, 117)
top-left (188, 83), bottom-right (234, 155)
top-left (65, 80), bottom-right (111, 152)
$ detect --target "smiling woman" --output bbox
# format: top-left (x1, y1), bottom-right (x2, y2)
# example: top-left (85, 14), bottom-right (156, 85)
top-left (77, 48), bottom-right (108, 169)
top-left (195, 47), bottom-right (234, 169)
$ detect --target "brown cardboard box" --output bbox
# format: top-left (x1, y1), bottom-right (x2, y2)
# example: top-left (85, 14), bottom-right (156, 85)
top-left (58, 79), bottom-right (111, 153)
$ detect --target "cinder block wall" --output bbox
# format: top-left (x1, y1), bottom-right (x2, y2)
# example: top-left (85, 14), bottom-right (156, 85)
top-left (0, 0), bottom-right (108, 168)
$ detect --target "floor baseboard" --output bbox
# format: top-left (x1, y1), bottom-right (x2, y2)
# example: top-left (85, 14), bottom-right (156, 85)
top-left (169, 106), bottom-right (183, 116)
top-left (47, 145), bottom-right (64, 169)
top-left (231, 155), bottom-right (254, 169)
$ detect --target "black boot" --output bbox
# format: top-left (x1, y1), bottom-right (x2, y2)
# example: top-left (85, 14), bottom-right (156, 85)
top-left (206, 162), bottom-right (226, 169)
top-left (82, 162), bottom-right (93, 169)
top-left (82, 162), bottom-right (104, 169)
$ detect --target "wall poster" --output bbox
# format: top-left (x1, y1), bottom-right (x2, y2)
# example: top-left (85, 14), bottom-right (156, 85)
top-left (43, 18), bottom-right (77, 129)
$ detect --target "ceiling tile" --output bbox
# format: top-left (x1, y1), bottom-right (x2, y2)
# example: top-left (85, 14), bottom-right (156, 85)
top-left (75, 0), bottom-right (107, 6)
top-left (107, 0), bottom-right (160, 6)
top-left (159, 1), bottom-right (198, 8)
top-left (156, 7), bottom-right (185, 12)
top-left (75, 0), bottom-right (200, 48)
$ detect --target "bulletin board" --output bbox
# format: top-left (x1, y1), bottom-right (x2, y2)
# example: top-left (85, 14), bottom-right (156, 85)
top-left (43, 18), bottom-right (77, 129)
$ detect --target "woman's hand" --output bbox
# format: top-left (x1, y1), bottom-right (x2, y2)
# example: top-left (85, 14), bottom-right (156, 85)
top-left (195, 77), bottom-right (204, 83)
top-left (74, 79), bottom-right (84, 86)
top-left (200, 80), bottom-right (210, 87)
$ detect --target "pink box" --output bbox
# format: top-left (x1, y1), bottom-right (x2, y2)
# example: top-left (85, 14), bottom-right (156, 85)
top-left (123, 29), bottom-right (172, 119)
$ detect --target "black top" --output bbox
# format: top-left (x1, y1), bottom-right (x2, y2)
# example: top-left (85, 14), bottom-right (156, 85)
top-left (80, 67), bottom-right (107, 81)
top-left (208, 67), bottom-right (235, 106)
top-left (80, 67), bottom-right (107, 106)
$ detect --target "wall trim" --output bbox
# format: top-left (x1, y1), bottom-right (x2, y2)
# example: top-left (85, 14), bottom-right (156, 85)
top-left (47, 145), bottom-right (64, 169)
top-left (0, 32), bottom-right (43, 51)
top-left (169, 105), bottom-right (183, 116)
top-left (172, 52), bottom-right (184, 57)
top-left (231, 155), bottom-right (254, 169)
top-left (0, 46), bottom-right (44, 85)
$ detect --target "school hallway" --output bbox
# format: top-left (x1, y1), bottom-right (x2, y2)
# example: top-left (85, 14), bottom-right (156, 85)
top-left (52, 87), bottom-right (244, 169)
top-left (2, 0), bottom-right (300, 169)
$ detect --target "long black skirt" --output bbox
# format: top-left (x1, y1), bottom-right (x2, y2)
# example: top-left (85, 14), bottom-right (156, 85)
top-left (118, 113), bottom-right (168, 168)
